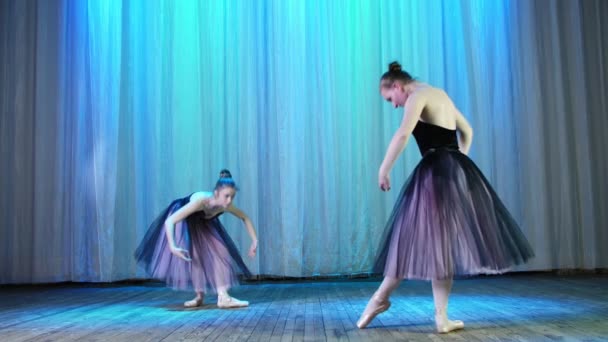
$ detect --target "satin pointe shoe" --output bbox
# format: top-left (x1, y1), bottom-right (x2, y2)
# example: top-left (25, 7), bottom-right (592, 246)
top-left (435, 313), bottom-right (464, 333)
top-left (218, 295), bottom-right (249, 308)
top-left (356, 295), bottom-right (391, 329)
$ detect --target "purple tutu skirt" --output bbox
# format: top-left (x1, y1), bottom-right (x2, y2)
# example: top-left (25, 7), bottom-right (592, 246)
top-left (134, 196), bottom-right (251, 293)
top-left (374, 148), bottom-right (534, 280)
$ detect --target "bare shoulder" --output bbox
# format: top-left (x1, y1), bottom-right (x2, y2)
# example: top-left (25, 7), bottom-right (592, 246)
top-left (189, 191), bottom-right (213, 207)
top-left (416, 84), bottom-right (459, 127)
top-left (412, 85), bottom-right (449, 104)
top-left (190, 191), bottom-right (212, 199)
top-left (425, 85), bottom-right (451, 100)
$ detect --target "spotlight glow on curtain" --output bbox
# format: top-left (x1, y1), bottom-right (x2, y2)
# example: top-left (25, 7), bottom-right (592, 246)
top-left (1, 0), bottom-right (607, 283)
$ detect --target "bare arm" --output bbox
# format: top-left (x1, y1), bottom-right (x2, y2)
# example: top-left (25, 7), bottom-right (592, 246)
top-left (164, 198), bottom-right (204, 260)
top-left (226, 205), bottom-right (258, 258)
top-left (454, 109), bottom-right (473, 155)
top-left (378, 93), bottom-right (426, 190)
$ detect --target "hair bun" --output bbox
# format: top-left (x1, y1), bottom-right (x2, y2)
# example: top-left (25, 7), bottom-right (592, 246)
top-left (388, 61), bottom-right (402, 72)
top-left (219, 169), bottom-right (232, 178)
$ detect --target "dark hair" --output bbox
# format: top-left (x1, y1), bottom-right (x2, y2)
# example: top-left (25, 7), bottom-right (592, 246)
top-left (215, 169), bottom-right (237, 190)
top-left (380, 61), bottom-right (414, 88)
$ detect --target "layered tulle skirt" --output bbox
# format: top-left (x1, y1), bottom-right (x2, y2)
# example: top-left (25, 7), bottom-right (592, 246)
top-left (374, 148), bottom-right (534, 280)
top-left (134, 196), bottom-right (251, 293)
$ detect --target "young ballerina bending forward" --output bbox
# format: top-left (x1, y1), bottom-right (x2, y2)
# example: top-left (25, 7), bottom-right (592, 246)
top-left (135, 169), bottom-right (258, 308)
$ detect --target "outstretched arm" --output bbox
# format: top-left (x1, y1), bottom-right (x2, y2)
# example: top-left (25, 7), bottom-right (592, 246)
top-left (164, 198), bottom-right (204, 261)
top-left (379, 93), bottom-right (426, 190)
top-left (226, 205), bottom-right (258, 258)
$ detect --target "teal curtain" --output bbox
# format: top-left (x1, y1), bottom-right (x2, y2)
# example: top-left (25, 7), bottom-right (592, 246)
top-left (1, 0), bottom-right (607, 283)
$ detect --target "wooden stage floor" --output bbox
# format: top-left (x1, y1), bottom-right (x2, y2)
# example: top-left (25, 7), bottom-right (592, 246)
top-left (1, 273), bottom-right (607, 341)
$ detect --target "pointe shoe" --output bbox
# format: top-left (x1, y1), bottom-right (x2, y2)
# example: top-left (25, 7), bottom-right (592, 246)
top-left (435, 314), bottom-right (464, 333)
top-left (184, 298), bottom-right (203, 308)
top-left (356, 295), bottom-right (391, 329)
top-left (217, 295), bottom-right (249, 309)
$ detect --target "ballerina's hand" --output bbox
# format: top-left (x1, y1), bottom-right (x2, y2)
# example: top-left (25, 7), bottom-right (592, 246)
top-left (170, 247), bottom-right (192, 262)
top-left (248, 241), bottom-right (258, 258)
top-left (378, 173), bottom-right (391, 191)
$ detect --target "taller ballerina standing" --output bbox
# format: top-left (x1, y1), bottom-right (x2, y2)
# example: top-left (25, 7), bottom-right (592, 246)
top-left (357, 62), bottom-right (534, 333)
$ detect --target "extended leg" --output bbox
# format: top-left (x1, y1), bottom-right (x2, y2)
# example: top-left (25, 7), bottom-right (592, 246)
top-left (356, 276), bottom-right (401, 328)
